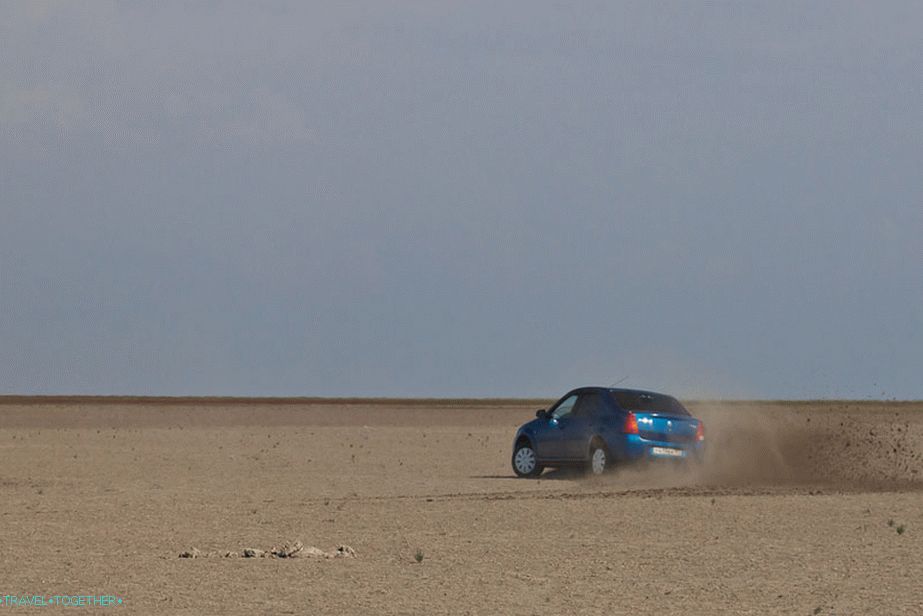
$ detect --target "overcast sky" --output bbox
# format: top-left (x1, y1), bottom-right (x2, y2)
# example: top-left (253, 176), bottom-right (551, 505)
top-left (1, 2), bottom-right (921, 398)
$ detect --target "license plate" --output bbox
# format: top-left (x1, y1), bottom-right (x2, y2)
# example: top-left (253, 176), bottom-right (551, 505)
top-left (651, 446), bottom-right (685, 457)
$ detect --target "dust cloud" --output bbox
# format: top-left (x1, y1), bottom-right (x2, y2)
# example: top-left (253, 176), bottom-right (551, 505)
top-left (694, 402), bottom-right (923, 489)
top-left (601, 402), bottom-right (923, 491)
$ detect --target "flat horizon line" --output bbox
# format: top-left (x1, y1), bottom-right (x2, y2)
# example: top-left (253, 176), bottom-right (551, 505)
top-left (0, 395), bottom-right (919, 406)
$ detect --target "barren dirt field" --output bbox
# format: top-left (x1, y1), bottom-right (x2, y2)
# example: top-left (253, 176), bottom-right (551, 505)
top-left (1, 398), bottom-right (922, 615)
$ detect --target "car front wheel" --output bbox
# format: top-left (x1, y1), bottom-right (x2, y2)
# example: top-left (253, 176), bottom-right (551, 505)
top-left (512, 442), bottom-right (543, 478)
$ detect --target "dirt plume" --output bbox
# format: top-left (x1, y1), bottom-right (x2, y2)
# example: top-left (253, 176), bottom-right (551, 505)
top-left (690, 401), bottom-right (923, 489)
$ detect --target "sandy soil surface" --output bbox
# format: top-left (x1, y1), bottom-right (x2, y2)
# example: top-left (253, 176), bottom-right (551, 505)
top-left (1, 398), bottom-right (922, 615)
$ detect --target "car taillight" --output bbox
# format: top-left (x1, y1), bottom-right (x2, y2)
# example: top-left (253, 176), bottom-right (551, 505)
top-left (695, 421), bottom-right (705, 442)
top-left (622, 412), bottom-right (639, 435)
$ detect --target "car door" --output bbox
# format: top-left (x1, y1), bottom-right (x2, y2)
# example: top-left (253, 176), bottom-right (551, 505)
top-left (533, 394), bottom-right (579, 460)
top-left (561, 393), bottom-right (600, 459)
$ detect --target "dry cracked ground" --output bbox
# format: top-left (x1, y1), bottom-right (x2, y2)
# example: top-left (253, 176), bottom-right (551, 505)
top-left (1, 398), bottom-right (922, 614)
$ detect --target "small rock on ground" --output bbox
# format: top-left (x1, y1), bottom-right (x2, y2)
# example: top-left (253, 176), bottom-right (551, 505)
top-left (179, 542), bottom-right (356, 560)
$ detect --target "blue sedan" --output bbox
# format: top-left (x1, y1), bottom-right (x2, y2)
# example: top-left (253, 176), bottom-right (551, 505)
top-left (511, 387), bottom-right (705, 477)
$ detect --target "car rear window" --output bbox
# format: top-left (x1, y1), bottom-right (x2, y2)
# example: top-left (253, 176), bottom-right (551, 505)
top-left (610, 391), bottom-right (689, 416)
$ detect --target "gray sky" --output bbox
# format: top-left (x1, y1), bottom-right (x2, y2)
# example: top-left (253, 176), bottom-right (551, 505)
top-left (2, 2), bottom-right (921, 398)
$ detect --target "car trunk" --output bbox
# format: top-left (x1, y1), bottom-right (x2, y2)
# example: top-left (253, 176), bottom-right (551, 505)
top-left (634, 413), bottom-right (698, 444)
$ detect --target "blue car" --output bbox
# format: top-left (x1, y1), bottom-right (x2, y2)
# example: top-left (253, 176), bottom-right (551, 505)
top-left (511, 387), bottom-right (705, 477)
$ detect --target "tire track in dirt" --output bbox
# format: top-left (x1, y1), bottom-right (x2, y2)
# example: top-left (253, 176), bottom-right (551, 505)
top-left (307, 480), bottom-right (922, 508)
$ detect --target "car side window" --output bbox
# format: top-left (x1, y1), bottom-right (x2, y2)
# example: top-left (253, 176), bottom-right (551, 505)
top-left (550, 395), bottom-right (578, 420)
top-left (575, 393), bottom-right (604, 417)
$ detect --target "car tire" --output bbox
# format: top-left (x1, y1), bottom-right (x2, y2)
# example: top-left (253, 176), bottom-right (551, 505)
top-left (512, 441), bottom-right (543, 478)
top-left (588, 441), bottom-right (610, 476)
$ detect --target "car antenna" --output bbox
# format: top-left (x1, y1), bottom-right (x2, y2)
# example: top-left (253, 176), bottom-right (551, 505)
top-left (609, 375), bottom-right (629, 387)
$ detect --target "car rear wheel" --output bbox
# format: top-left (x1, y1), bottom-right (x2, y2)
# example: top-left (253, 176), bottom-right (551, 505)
top-left (512, 442), bottom-right (543, 478)
top-left (588, 442), bottom-right (609, 476)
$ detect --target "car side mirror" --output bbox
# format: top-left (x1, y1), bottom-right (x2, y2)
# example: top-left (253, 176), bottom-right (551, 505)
top-left (535, 409), bottom-right (547, 419)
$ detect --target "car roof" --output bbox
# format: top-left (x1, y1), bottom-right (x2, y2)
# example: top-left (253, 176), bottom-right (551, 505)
top-left (574, 386), bottom-right (671, 398)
